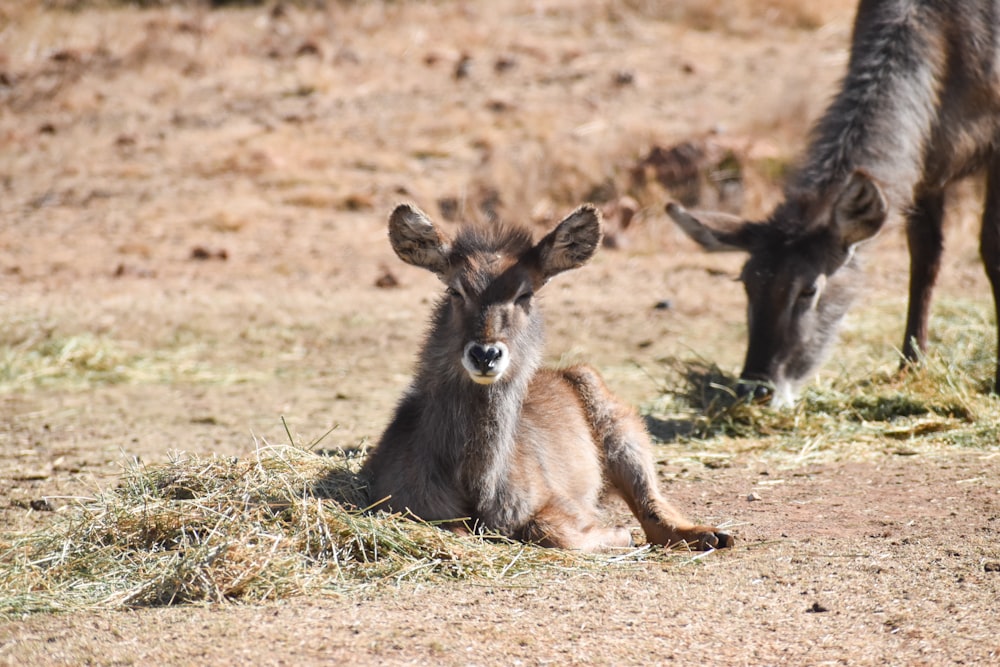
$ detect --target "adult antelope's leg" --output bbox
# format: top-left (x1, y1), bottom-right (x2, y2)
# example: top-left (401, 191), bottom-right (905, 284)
top-left (902, 191), bottom-right (946, 365)
top-left (562, 367), bottom-right (732, 549)
top-left (981, 156), bottom-right (1000, 392)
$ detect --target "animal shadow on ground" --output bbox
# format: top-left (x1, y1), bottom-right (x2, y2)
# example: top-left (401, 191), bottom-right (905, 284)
top-left (644, 359), bottom-right (762, 442)
top-left (308, 455), bottom-right (526, 545)
top-left (309, 451), bottom-right (372, 510)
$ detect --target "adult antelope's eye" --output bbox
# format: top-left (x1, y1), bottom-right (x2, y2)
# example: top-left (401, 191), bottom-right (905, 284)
top-left (799, 278), bottom-right (823, 302)
top-left (446, 287), bottom-right (463, 300)
top-left (515, 291), bottom-right (533, 307)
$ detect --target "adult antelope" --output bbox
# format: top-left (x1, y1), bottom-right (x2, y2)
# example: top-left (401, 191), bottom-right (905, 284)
top-left (362, 204), bottom-right (732, 551)
top-left (667, 0), bottom-right (1000, 406)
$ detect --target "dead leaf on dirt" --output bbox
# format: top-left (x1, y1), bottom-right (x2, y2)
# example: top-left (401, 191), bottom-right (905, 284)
top-left (891, 447), bottom-right (920, 456)
top-left (49, 49), bottom-right (81, 64)
top-left (191, 416), bottom-right (220, 425)
top-left (190, 246), bottom-right (228, 261)
top-left (454, 53), bottom-right (472, 79)
top-left (112, 262), bottom-right (156, 279)
top-left (374, 267), bottom-right (400, 289)
top-left (612, 69), bottom-right (635, 86)
top-left (486, 98), bottom-right (515, 113)
top-left (494, 55), bottom-right (517, 73)
top-left (12, 470), bottom-right (51, 481)
top-left (29, 499), bottom-right (55, 512)
top-left (295, 41), bottom-right (322, 58)
top-left (882, 419), bottom-right (955, 440)
top-left (340, 193), bottom-right (374, 211)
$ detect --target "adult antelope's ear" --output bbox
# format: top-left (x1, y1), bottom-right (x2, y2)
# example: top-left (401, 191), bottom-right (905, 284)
top-left (665, 203), bottom-right (756, 252)
top-left (536, 204), bottom-right (603, 280)
top-left (387, 204), bottom-right (451, 276)
top-left (832, 170), bottom-right (888, 249)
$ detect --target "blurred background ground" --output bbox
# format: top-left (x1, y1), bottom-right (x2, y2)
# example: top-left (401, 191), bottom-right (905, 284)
top-left (1, 1), bottom-right (998, 665)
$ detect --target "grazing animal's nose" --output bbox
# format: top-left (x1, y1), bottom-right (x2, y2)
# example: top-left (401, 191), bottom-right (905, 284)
top-left (736, 379), bottom-right (772, 403)
top-left (468, 343), bottom-right (504, 373)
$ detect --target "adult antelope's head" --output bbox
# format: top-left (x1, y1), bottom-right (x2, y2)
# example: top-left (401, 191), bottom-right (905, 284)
top-left (388, 203), bottom-right (602, 386)
top-left (667, 170), bottom-right (889, 407)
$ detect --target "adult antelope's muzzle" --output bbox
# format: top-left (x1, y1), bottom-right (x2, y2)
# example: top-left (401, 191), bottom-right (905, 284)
top-left (736, 377), bottom-right (773, 403)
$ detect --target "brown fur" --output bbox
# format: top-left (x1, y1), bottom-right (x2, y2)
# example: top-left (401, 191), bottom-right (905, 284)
top-left (362, 204), bottom-right (732, 551)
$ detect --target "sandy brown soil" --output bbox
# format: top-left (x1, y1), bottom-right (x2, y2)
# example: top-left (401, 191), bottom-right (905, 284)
top-left (1, 1), bottom-right (999, 665)
top-left (3, 453), bottom-right (999, 666)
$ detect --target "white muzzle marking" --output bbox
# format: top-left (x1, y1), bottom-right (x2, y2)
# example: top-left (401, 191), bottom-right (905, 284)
top-left (769, 380), bottom-right (797, 409)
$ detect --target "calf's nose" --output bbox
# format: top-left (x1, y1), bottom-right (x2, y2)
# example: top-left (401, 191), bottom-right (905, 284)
top-left (468, 343), bottom-right (504, 373)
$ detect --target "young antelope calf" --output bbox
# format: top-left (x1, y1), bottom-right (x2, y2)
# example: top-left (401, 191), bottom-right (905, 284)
top-left (362, 203), bottom-right (732, 551)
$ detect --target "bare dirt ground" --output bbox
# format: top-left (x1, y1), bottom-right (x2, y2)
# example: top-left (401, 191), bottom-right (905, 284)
top-left (1, 1), bottom-right (999, 665)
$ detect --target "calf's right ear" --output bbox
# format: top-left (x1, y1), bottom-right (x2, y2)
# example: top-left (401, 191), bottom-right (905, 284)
top-left (388, 204), bottom-right (452, 275)
top-left (536, 204), bottom-right (603, 280)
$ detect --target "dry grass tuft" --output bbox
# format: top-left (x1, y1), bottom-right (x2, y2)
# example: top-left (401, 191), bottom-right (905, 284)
top-left (0, 444), bottom-right (700, 618)
top-left (646, 299), bottom-right (999, 459)
top-left (0, 325), bottom-right (262, 391)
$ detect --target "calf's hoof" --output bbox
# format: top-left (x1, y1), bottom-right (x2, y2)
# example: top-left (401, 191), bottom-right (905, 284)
top-left (704, 530), bottom-right (734, 550)
top-left (683, 526), bottom-right (734, 551)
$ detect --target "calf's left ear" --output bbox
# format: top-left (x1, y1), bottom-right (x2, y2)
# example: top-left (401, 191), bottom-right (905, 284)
top-left (535, 204), bottom-right (603, 280)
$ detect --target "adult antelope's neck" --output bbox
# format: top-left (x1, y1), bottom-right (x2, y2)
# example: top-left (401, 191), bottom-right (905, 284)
top-left (789, 3), bottom-right (941, 211)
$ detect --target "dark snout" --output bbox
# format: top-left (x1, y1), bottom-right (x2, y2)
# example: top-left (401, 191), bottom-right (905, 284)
top-left (736, 375), bottom-right (773, 403)
top-left (737, 370), bottom-right (796, 408)
top-left (462, 341), bottom-right (512, 385)
top-left (467, 343), bottom-right (504, 373)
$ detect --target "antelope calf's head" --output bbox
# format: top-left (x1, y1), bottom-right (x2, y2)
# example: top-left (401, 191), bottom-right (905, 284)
top-left (388, 203), bottom-right (602, 385)
top-left (667, 170), bottom-right (888, 406)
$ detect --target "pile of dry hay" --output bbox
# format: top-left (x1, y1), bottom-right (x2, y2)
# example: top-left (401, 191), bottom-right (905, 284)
top-left (0, 445), bottom-right (657, 618)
